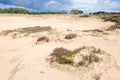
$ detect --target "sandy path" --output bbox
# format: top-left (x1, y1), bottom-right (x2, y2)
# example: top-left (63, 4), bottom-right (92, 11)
top-left (0, 14), bottom-right (120, 80)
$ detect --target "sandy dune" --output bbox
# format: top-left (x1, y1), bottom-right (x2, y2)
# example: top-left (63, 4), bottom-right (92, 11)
top-left (0, 14), bottom-right (114, 31)
top-left (0, 14), bottom-right (120, 80)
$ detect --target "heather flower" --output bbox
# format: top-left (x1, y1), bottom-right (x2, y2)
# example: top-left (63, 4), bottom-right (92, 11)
top-left (36, 36), bottom-right (49, 44)
top-left (51, 47), bottom-right (70, 57)
top-left (65, 33), bottom-right (77, 39)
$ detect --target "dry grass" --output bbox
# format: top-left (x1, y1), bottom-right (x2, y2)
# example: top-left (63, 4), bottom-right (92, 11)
top-left (1, 26), bottom-right (52, 36)
top-left (101, 14), bottom-right (120, 31)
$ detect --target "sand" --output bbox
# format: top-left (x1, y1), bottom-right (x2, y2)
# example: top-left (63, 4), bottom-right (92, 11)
top-left (0, 14), bottom-right (120, 80)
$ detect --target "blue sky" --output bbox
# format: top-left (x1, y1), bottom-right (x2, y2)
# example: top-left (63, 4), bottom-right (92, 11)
top-left (0, 0), bottom-right (120, 13)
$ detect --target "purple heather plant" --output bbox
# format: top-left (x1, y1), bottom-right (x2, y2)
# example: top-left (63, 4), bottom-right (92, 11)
top-left (36, 36), bottom-right (49, 43)
top-left (65, 33), bottom-right (77, 39)
top-left (51, 47), bottom-right (70, 57)
top-left (50, 47), bottom-right (73, 64)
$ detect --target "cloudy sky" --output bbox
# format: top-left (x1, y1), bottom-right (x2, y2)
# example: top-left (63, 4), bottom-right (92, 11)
top-left (0, 0), bottom-right (120, 13)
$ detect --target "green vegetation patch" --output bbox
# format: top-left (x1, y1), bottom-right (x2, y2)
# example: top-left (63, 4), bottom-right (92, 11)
top-left (48, 46), bottom-right (106, 67)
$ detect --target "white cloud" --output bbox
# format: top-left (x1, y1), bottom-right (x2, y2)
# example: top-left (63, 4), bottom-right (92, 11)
top-left (44, 0), bottom-right (66, 11)
top-left (71, 0), bottom-right (99, 4)
top-left (45, 0), bottom-right (61, 7)
top-left (68, 0), bottom-right (120, 12)
top-left (44, 0), bottom-right (120, 13)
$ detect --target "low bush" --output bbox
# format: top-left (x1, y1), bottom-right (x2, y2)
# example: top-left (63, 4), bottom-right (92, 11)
top-left (36, 36), bottom-right (49, 43)
top-left (50, 47), bottom-right (73, 64)
top-left (80, 15), bottom-right (90, 17)
top-left (65, 33), bottom-right (77, 39)
top-left (57, 56), bottom-right (73, 64)
top-left (82, 53), bottom-right (101, 65)
top-left (51, 47), bottom-right (70, 57)
top-left (107, 23), bottom-right (120, 31)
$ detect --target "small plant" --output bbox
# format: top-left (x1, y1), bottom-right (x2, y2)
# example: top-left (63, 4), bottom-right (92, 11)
top-left (107, 24), bottom-right (120, 31)
top-left (36, 36), bottom-right (49, 44)
top-left (82, 53), bottom-right (101, 65)
top-left (66, 29), bottom-right (72, 31)
top-left (65, 33), bottom-right (77, 39)
top-left (57, 56), bottom-right (73, 64)
top-left (50, 47), bottom-right (73, 65)
top-left (80, 15), bottom-right (90, 17)
top-left (51, 47), bottom-right (70, 57)
top-left (68, 46), bottom-right (86, 57)
top-left (93, 74), bottom-right (101, 80)
top-left (90, 47), bottom-right (105, 54)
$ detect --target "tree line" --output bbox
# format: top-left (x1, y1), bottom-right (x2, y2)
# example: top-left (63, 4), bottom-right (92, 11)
top-left (0, 8), bottom-right (119, 15)
top-left (0, 8), bottom-right (83, 14)
top-left (0, 8), bottom-right (30, 14)
top-left (90, 11), bottom-right (120, 15)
